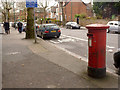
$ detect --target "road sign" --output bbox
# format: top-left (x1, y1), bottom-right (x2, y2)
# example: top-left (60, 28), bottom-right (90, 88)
top-left (26, 0), bottom-right (37, 8)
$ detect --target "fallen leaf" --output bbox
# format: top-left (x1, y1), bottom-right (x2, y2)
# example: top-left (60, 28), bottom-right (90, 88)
top-left (21, 64), bottom-right (24, 66)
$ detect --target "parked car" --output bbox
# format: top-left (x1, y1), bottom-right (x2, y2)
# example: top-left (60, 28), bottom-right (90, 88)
top-left (113, 49), bottom-right (120, 74)
top-left (107, 21), bottom-right (120, 33)
top-left (66, 22), bottom-right (80, 29)
top-left (22, 22), bottom-right (26, 32)
top-left (35, 23), bottom-right (40, 31)
top-left (36, 24), bottom-right (61, 39)
top-left (15, 22), bottom-right (18, 28)
top-left (22, 23), bottom-right (40, 32)
top-left (10, 22), bottom-right (14, 27)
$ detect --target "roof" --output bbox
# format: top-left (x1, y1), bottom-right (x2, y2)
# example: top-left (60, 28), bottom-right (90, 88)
top-left (64, 0), bottom-right (87, 7)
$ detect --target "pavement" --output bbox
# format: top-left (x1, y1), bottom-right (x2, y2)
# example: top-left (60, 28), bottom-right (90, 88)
top-left (2, 27), bottom-right (119, 88)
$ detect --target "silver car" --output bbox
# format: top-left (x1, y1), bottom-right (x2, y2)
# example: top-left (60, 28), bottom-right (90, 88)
top-left (66, 22), bottom-right (80, 29)
top-left (107, 21), bottom-right (120, 33)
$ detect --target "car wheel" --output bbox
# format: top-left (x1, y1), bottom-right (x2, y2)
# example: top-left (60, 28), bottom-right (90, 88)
top-left (57, 36), bottom-right (60, 38)
top-left (36, 31), bottom-right (38, 37)
top-left (66, 26), bottom-right (68, 29)
top-left (37, 34), bottom-right (39, 37)
top-left (41, 33), bottom-right (44, 39)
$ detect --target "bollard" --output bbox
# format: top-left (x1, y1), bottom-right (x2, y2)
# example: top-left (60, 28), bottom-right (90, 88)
top-left (86, 24), bottom-right (109, 78)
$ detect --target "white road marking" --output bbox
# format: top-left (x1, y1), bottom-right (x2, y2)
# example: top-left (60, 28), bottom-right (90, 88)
top-left (107, 46), bottom-right (115, 49)
top-left (107, 49), bottom-right (114, 53)
top-left (58, 38), bottom-right (75, 43)
top-left (50, 40), bottom-right (59, 44)
top-left (51, 35), bottom-right (116, 50)
top-left (62, 35), bottom-right (88, 42)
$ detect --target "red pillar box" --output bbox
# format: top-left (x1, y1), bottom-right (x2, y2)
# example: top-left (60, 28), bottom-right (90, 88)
top-left (86, 24), bottom-right (109, 78)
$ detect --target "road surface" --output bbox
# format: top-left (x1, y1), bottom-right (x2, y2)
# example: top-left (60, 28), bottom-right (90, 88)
top-left (45, 27), bottom-right (119, 74)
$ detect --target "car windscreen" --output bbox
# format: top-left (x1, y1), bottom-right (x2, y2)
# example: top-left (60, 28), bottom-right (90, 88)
top-left (109, 23), bottom-right (113, 25)
top-left (45, 25), bottom-right (59, 30)
top-left (66, 22), bottom-right (71, 25)
top-left (71, 22), bottom-right (77, 25)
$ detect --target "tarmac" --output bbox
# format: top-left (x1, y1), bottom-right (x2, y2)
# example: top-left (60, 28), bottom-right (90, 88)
top-left (2, 27), bottom-right (119, 88)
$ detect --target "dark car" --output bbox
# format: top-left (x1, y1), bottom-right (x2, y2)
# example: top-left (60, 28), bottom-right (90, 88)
top-left (36, 24), bottom-right (61, 39)
top-left (113, 50), bottom-right (120, 74)
top-left (114, 50), bottom-right (120, 68)
top-left (66, 22), bottom-right (80, 29)
top-left (22, 23), bottom-right (39, 32)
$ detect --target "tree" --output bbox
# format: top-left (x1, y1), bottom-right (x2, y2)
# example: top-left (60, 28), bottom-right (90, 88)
top-left (60, 2), bottom-right (65, 26)
top-left (93, 2), bottom-right (120, 19)
top-left (1, 0), bottom-right (13, 22)
top-left (59, 0), bottom-right (71, 26)
top-left (16, 2), bottom-right (27, 21)
top-left (38, 0), bottom-right (49, 23)
top-left (26, 8), bottom-right (35, 39)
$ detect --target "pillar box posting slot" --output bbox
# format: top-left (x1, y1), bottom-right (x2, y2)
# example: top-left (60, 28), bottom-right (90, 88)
top-left (86, 24), bottom-right (109, 78)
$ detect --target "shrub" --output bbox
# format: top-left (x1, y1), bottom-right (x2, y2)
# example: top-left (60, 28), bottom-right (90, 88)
top-left (79, 14), bottom-right (86, 19)
top-left (86, 17), bottom-right (91, 19)
top-left (75, 14), bottom-right (80, 18)
top-left (75, 14), bottom-right (86, 19)
top-left (96, 15), bottom-right (103, 19)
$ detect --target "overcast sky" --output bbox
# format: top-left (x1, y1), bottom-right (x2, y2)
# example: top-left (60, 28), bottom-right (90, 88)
top-left (0, 0), bottom-right (92, 8)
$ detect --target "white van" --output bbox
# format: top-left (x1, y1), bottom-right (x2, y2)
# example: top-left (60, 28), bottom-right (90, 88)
top-left (107, 21), bottom-right (120, 33)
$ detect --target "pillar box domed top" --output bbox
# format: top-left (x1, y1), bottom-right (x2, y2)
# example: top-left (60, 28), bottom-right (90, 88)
top-left (86, 24), bottom-right (109, 30)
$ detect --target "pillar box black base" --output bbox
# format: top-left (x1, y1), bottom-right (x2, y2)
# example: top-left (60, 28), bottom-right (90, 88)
top-left (88, 67), bottom-right (106, 78)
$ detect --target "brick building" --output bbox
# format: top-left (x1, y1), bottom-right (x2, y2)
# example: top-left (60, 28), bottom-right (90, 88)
top-left (63, 0), bottom-right (93, 22)
top-left (55, 0), bottom-right (93, 21)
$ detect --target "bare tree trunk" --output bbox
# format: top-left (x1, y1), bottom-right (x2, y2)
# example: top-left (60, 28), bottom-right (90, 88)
top-left (62, 6), bottom-right (65, 26)
top-left (26, 8), bottom-right (35, 39)
top-left (7, 9), bottom-right (10, 22)
top-left (2, 11), bottom-right (6, 22)
top-left (60, 2), bottom-right (65, 26)
top-left (43, 8), bottom-right (46, 23)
